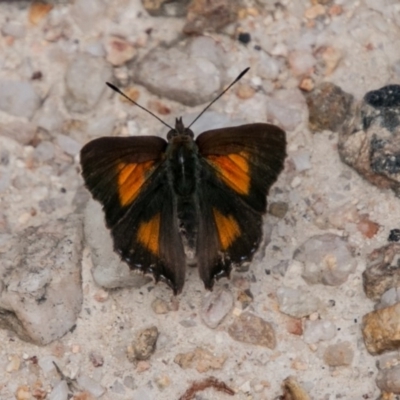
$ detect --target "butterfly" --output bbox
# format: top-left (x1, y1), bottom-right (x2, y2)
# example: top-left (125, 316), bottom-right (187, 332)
top-left (80, 68), bottom-right (286, 294)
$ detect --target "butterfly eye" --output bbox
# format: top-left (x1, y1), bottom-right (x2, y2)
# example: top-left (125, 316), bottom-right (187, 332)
top-left (167, 129), bottom-right (178, 140)
top-left (184, 128), bottom-right (194, 138)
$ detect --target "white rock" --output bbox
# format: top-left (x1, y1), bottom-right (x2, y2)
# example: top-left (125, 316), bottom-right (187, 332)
top-left (266, 88), bottom-right (307, 131)
top-left (200, 288), bottom-right (234, 328)
top-left (378, 288), bottom-right (400, 309)
top-left (64, 54), bottom-right (112, 113)
top-left (294, 233), bottom-right (357, 286)
top-left (135, 44), bottom-right (222, 107)
top-left (87, 115), bottom-right (116, 137)
top-left (291, 149), bottom-right (312, 172)
top-left (34, 141), bottom-right (55, 162)
top-left (303, 319), bottom-right (336, 344)
top-left (77, 374), bottom-right (106, 397)
top-left (2, 21), bottom-right (26, 38)
top-left (288, 51), bottom-right (316, 76)
top-left (56, 134), bottom-right (81, 156)
top-left (70, 0), bottom-right (106, 32)
top-left (0, 216), bottom-right (83, 345)
top-left (0, 80), bottom-right (41, 119)
top-left (38, 356), bottom-right (58, 375)
top-left (277, 287), bottom-right (321, 318)
top-left (35, 97), bottom-right (64, 133)
top-left (48, 380), bottom-right (69, 400)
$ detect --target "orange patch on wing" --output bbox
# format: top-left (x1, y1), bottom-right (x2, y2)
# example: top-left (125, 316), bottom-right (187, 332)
top-left (207, 151), bottom-right (250, 195)
top-left (137, 213), bottom-right (160, 255)
top-left (213, 208), bottom-right (240, 250)
top-left (117, 161), bottom-right (155, 206)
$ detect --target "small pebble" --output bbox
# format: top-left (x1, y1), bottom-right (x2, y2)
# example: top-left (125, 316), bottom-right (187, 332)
top-left (0, 80), bottom-right (41, 119)
top-left (228, 312), bottom-right (276, 349)
top-left (128, 326), bottom-right (159, 362)
top-left (303, 319), bottom-right (336, 344)
top-left (76, 374), bottom-right (106, 398)
top-left (323, 341), bottom-right (354, 366)
top-left (277, 287), bottom-right (321, 318)
top-left (105, 36), bottom-right (136, 66)
top-left (174, 347), bottom-right (227, 373)
top-left (89, 351), bottom-right (104, 367)
top-left (28, 2), bottom-right (53, 25)
top-left (357, 216), bottom-right (380, 238)
top-left (376, 364), bottom-right (400, 394)
top-left (304, 4), bottom-right (326, 19)
top-left (93, 289), bottom-right (109, 303)
top-left (154, 375), bottom-right (171, 390)
top-left (237, 32), bottom-right (251, 44)
top-left (6, 355), bottom-right (21, 372)
top-left (388, 229), bottom-right (400, 242)
top-left (362, 303), bottom-right (400, 355)
top-left (294, 233), bottom-right (357, 286)
top-left (200, 288), bottom-right (233, 329)
top-left (48, 380), bottom-right (69, 400)
top-left (15, 385), bottom-right (31, 400)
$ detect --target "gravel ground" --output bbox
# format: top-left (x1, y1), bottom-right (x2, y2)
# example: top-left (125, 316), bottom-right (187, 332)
top-left (1, 1), bottom-right (400, 399)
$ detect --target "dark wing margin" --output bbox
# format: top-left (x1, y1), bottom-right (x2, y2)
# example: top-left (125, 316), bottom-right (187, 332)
top-left (195, 123), bottom-right (286, 289)
top-left (80, 136), bottom-right (186, 294)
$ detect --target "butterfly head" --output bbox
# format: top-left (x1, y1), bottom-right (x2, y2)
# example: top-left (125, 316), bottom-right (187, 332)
top-left (167, 117), bottom-right (194, 141)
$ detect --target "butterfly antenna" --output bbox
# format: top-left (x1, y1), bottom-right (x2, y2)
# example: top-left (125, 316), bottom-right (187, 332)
top-left (105, 82), bottom-right (174, 130)
top-left (187, 67), bottom-right (250, 129)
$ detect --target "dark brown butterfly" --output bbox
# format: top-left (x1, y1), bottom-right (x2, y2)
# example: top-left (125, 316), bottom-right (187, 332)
top-left (80, 68), bottom-right (286, 294)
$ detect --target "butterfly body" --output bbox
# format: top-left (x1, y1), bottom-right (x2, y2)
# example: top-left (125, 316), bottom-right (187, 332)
top-left (81, 117), bottom-right (286, 294)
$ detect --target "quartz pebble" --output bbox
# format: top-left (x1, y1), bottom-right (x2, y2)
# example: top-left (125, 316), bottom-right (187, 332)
top-left (200, 288), bottom-right (233, 328)
top-left (48, 380), bottom-right (69, 400)
top-left (56, 134), bottom-right (81, 157)
top-left (0, 80), bottom-right (41, 119)
top-left (135, 40), bottom-right (222, 107)
top-left (378, 288), bottom-right (400, 309)
top-left (294, 233), bottom-right (357, 286)
top-left (267, 89), bottom-right (307, 131)
top-left (105, 36), bottom-right (136, 66)
top-left (76, 374), bottom-right (106, 398)
top-left (1, 121), bottom-right (36, 145)
top-left (303, 319), bottom-right (336, 344)
top-left (277, 287), bottom-right (321, 318)
top-left (64, 54), bottom-right (112, 113)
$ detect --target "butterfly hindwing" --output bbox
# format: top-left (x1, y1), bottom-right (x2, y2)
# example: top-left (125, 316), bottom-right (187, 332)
top-left (195, 123), bottom-right (286, 288)
top-left (80, 136), bottom-right (186, 294)
top-left (196, 166), bottom-right (263, 288)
